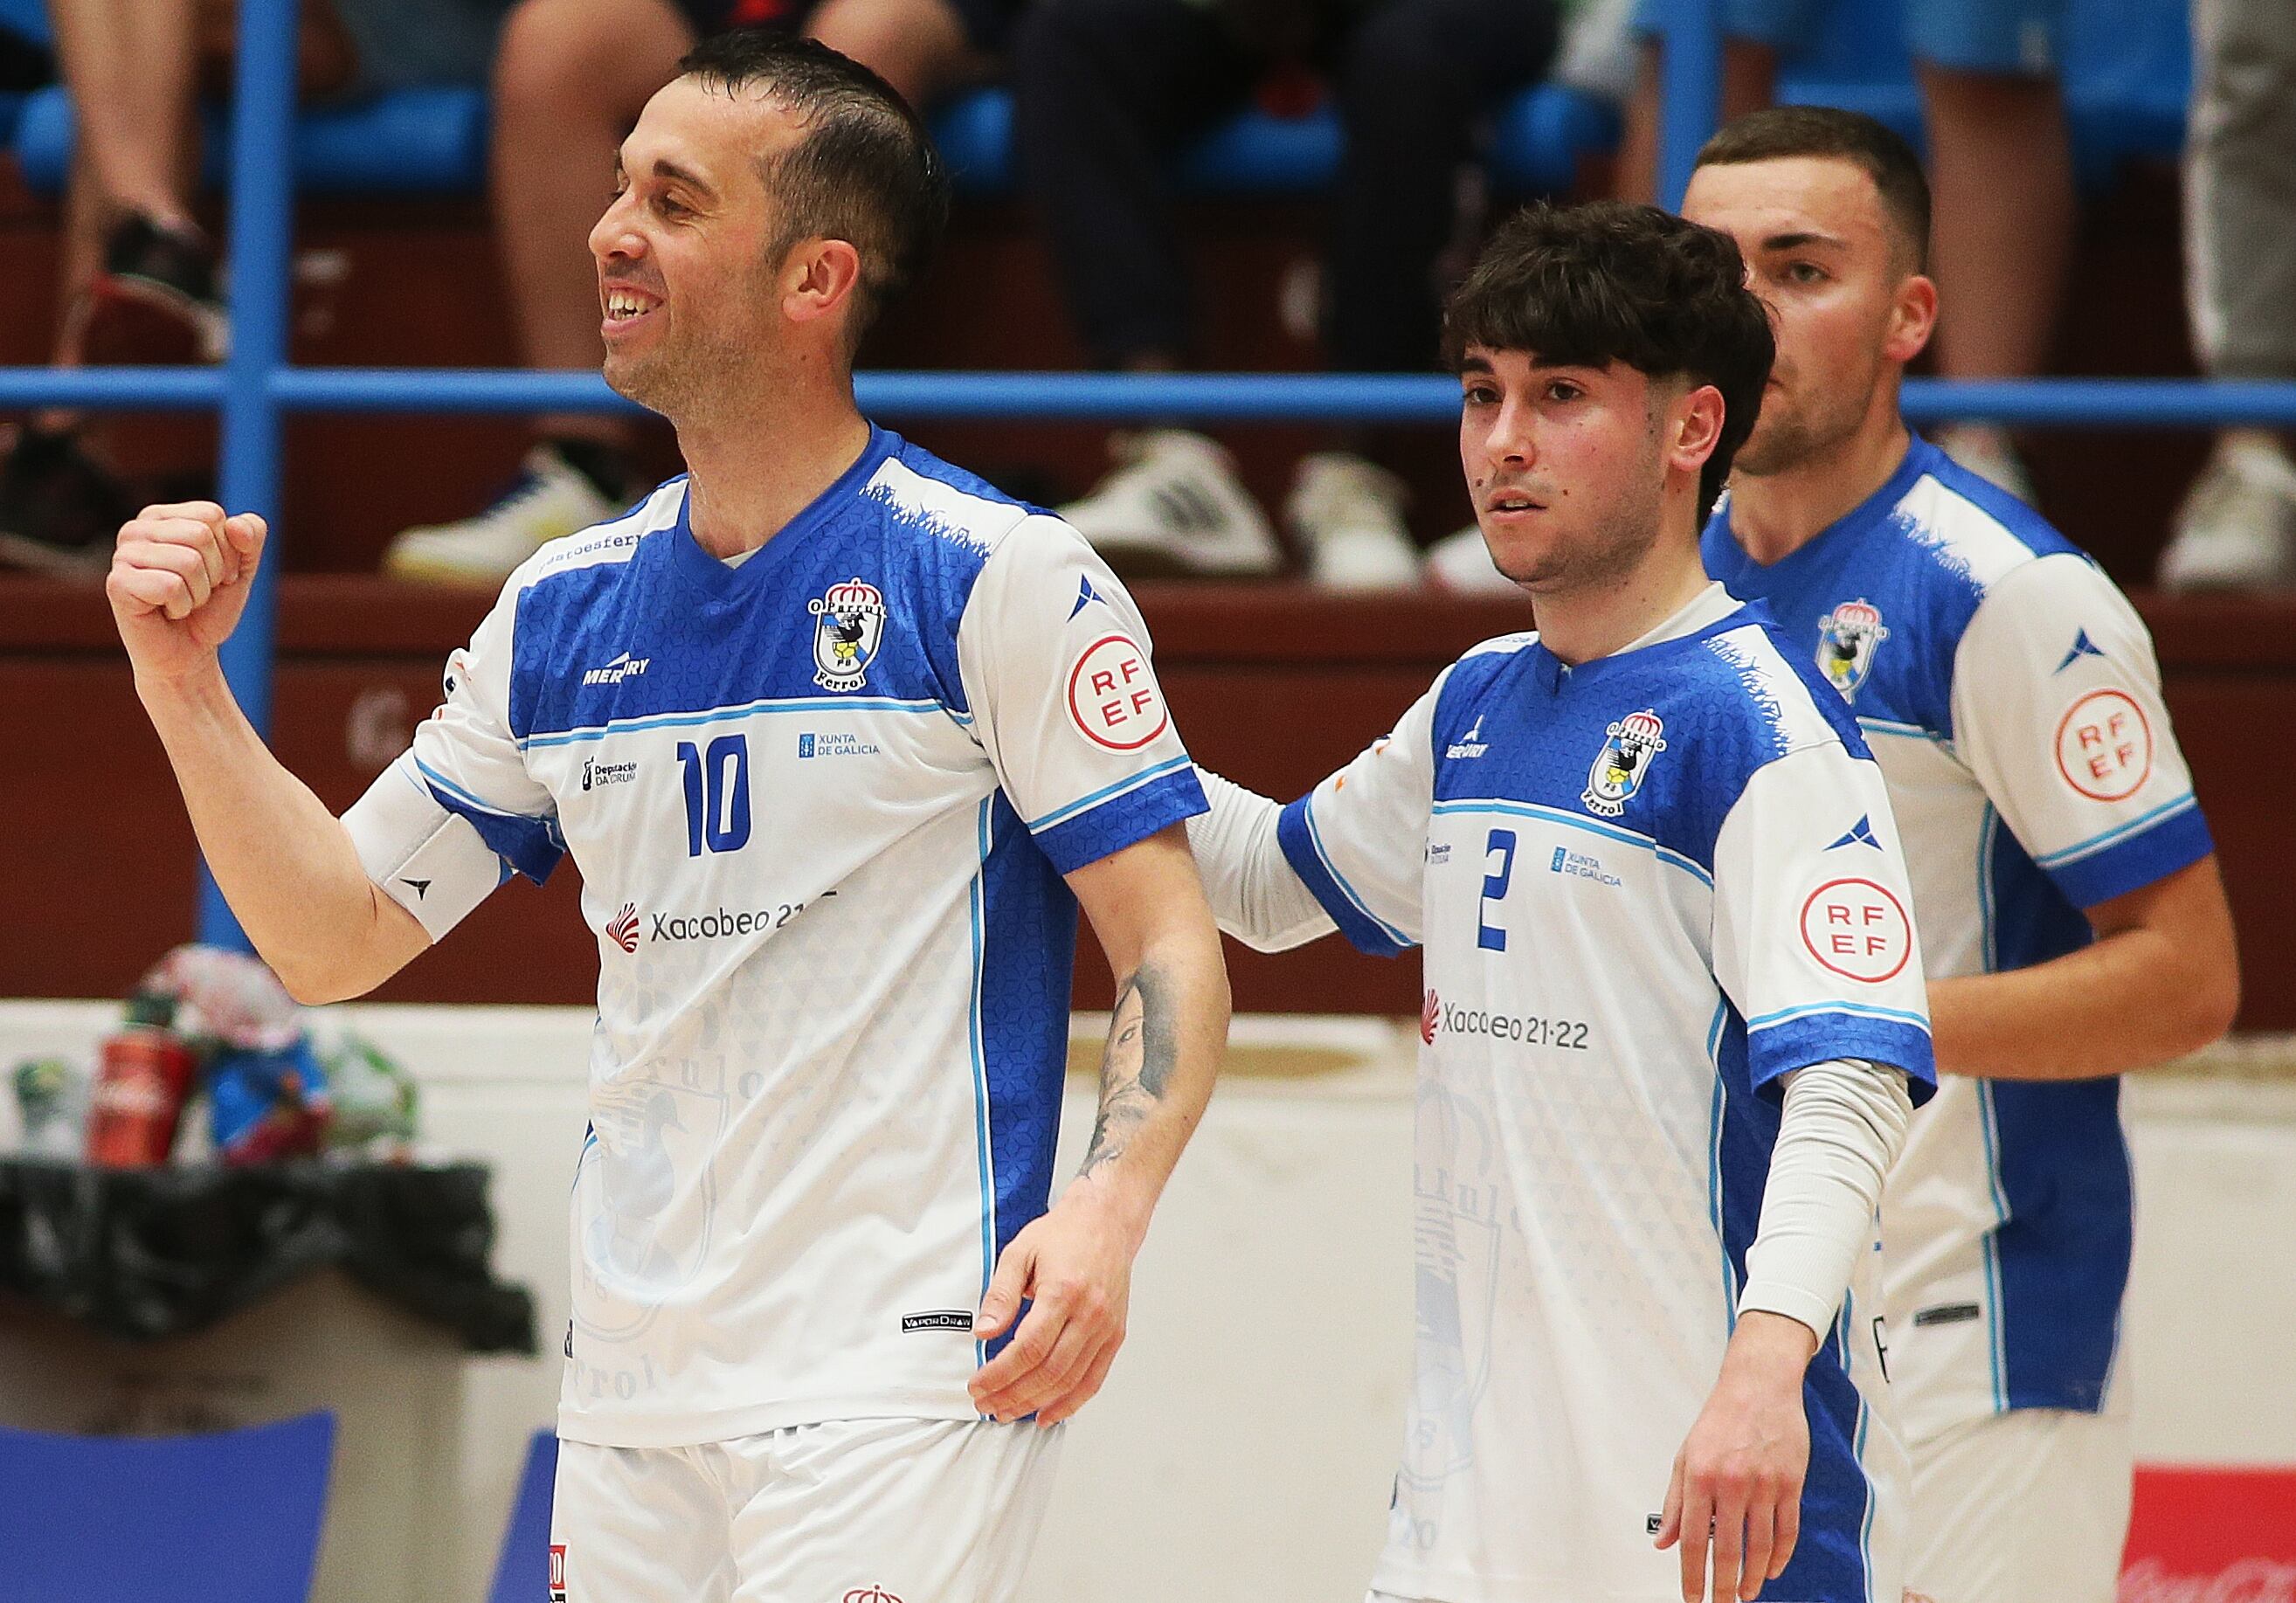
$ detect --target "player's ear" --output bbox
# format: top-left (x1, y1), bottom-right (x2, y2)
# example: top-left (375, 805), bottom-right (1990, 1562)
top-left (1670, 382), bottom-right (1728, 473)
top-left (781, 237), bottom-right (865, 331)
top-left (1885, 272), bottom-right (1939, 366)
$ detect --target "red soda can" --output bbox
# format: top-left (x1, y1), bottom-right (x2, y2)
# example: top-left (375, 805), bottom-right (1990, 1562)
top-left (86, 993), bottom-right (197, 1167)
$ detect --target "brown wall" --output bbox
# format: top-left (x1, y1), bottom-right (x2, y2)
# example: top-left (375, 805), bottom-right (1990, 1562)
top-left (3, 580), bottom-right (2286, 1026)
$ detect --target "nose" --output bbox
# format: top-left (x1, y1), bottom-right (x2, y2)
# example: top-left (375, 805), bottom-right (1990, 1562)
top-left (589, 189), bottom-right (647, 269)
top-left (1483, 392), bottom-right (1536, 470)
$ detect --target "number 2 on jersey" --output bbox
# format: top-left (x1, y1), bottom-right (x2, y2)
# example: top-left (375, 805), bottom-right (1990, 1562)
top-left (1478, 827), bottom-right (1516, 951)
top-left (676, 734), bottom-right (752, 856)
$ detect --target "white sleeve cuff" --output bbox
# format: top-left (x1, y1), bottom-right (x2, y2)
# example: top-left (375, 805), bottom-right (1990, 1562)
top-left (1737, 1058), bottom-right (1913, 1339)
top-left (1185, 768), bottom-right (1335, 952)
top-left (342, 755), bottom-right (506, 943)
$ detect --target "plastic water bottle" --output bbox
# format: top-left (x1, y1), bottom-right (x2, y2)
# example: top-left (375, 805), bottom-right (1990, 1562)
top-left (86, 992), bottom-right (197, 1167)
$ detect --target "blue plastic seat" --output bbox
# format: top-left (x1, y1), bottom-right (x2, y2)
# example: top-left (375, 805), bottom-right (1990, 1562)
top-left (487, 1428), bottom-right (560, 1603)
top-left (12, 83), bottom-right (490, 196)
top-left (0, 1412), bottom-right (335, 1603)
top-left (881, 81), bottom-right (1619, 198)
top-left (10, 80), bottom-right (1615, 202)
top-left (2, 0), bottom-right (2194, 202)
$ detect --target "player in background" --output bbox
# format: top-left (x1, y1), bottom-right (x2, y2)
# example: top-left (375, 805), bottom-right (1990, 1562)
top-left (104, 34), bottom-right (1230, 1603)
top-left (1682, 107), bottom-right (2240, 1603)
top-left (1188, 201), bottom-right (1936, 1603)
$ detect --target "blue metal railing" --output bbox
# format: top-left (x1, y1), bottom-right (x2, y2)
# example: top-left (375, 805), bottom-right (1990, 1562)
top-left (9, 0), bottom-right (2292, 946)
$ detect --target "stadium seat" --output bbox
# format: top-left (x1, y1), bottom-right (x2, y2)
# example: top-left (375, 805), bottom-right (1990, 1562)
top-left (0, 0), bottom-right (2191, 202)
top-left (486, 1428), bottom-right (560, 1603)
top-left (12, 84), bottom-right (491, 196)
top-left (0, 1412), bottom-right (335, 1603)
top-left (15, 79), bottom-right (1615, 202)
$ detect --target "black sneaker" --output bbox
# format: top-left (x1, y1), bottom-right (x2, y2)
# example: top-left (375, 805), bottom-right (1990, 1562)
top-left (71, 213), bottom-right (228, 367)
top-left (0, 426), bottom-right (134, 576)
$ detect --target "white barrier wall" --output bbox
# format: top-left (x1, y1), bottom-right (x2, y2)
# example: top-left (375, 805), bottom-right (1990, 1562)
top-left (3, 1002), bottom-right (2293, 1602)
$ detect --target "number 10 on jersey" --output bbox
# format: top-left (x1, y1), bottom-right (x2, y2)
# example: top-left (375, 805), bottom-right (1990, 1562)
top-left (676, 735), bottom-right (752, 856)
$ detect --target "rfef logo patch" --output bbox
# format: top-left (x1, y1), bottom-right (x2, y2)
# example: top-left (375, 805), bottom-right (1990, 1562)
top-left (2054, 687), bottom-right (2152, 800)
top-left (549, 1543), bottom-right (567, 1601)
top-left (1800, 878), bottom-right (1912, 982)
top-left (1067, 633), bottom-right (1168, 750)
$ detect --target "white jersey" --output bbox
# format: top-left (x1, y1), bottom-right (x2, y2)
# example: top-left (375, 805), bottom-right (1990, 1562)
top-left (342, 427), bottom-right (1204, 1447)
top-left (1705, 437), bottom-right (2214, 1443)
top-left (1284, 585), bottom-right (1935, 1603)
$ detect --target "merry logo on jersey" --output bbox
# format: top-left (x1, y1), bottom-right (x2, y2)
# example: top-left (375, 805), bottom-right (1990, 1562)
top-left (1582, 709), bottom-right (1668, 819)
top-left (807, 577), bottom-right (889, 692)
top-left (1815, 598), bottom-right (1890, 701)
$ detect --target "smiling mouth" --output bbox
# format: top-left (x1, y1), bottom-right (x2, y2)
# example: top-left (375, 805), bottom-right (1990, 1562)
top-left (1486, 493), bottom-right (1546, 515)
top-left (603, 288), bottom-right (660, 323)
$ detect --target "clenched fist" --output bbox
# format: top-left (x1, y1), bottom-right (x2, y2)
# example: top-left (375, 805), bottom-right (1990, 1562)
top-left (107, 501), bottom-right (268, 683)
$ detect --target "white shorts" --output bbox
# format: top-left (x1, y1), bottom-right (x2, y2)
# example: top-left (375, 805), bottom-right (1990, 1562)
top-left (1905, 1407), bottom-right (2133, 1603)
top-left (549, 1416), bottom-right (1063, 1603)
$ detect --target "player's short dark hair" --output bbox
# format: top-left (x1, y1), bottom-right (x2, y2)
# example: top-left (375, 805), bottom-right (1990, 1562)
top-left (677, 30), bottom-right (951, 348)
top-left (1443, 201), bottom-right (1774, 522)
top-left (1696, 105), bottom-right (1932, 273)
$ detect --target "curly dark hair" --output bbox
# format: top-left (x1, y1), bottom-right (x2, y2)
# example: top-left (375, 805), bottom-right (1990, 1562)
top-left (1443, 201), bottom-right (1775, 522)
top-left (677, 30), bottom-right (951, 349)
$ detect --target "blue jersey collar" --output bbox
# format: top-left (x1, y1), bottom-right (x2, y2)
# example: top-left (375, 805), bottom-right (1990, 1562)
top-left (1707, 433), bottom-right (1939, 587)
top-left (666, 422), bottom-right (900, 597)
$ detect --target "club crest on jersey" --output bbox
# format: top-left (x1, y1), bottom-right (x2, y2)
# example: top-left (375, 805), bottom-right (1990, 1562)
top-left (1582, 709), bottom-right (1667, 819)
top-left (1816, 598), bottom-right (1890, 701)
top-left (807, 577), bottom-right (889, 692)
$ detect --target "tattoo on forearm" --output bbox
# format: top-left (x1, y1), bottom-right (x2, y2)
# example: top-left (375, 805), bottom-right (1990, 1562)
top-left (1078, 964), bottom-right (1178, 1180)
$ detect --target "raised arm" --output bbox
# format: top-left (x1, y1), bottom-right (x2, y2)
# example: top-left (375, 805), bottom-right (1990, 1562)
top-left (108, 502), bottom-right (428, 1003)
top-left (968, 824), bottom-right (1230, 1427)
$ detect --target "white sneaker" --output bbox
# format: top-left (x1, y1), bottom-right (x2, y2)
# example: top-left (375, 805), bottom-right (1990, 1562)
top-left (1060, 430), bottom-right (1282, 578)
top-left (2159, 431), bottom-right (2296, 591)
top-left (1936, 424), bottom-right (2038, 506)
top-left (383, 445), bottom-right (619, 586)
top-left (1422, 522), bottom-right (1521, 595)
top-left (1287, 453), bottom-right (1421, 591)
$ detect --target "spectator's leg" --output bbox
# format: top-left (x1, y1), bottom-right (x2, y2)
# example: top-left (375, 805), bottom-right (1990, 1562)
top-left (1011, 0), bottom-right (1280, 577)
top-left (806, 0), bottom-right (991, 113)
top-left (1011, 0), bottom-right (1256, 370)
top-left (2161, 0), bottom-right (2296, 589)
top-left (45, 0), bottom-right (198, 229)
top-left (1919, 66), bottom-right (2071, 389)
top-left (1908, 0), bottom-right (2066, 498)
top-left (2184, 0), bottom-right (2296, 390)
top-left (493, 0), bottom-right (695, 449)
top-left (377, 0), bottom-right (692, 583)
top-left (1297, 0), bottom-right (1554, 586)
top-left (1615, 32), bottom-right (1780, 206)
top-left (1326, 0), bottom-right (1558, 377)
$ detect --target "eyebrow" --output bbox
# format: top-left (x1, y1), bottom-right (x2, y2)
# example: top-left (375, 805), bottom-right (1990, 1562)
top-left (1759, 230), bottom-right (1847, 253)
top-left (1458, 353), bottom-right (1607, 376)
top-left (613, 154), bottom-right (719, 203)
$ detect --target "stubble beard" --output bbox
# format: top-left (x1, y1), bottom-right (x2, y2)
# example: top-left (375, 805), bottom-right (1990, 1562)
top-left (1488, 459), bottom-right (1667, 598)
top-left (1734, 355), bottom-right (1882, 479)
top-left (604, 320), bottom-right (758, 432)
